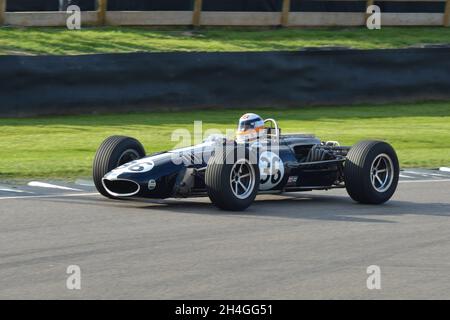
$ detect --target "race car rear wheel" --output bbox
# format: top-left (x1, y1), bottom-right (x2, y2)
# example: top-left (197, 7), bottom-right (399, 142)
top-left (205, 147), bottom-right (260, 211)
top-left (344, 140), bottom-right (399, 204)
top-left (93, 136), bottom-right (145, 199)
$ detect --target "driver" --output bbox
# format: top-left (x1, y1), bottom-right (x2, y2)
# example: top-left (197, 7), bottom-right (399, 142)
top-left (236, 113), bottom-right (265, 142)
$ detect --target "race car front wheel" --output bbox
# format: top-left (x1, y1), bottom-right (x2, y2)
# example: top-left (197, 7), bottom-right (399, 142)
top-left (205, 147), bottom-right (260, 211)
top-left (93, 136), bottom-right (146, 199)
top-left (344, 140), bottom-right (399, 204)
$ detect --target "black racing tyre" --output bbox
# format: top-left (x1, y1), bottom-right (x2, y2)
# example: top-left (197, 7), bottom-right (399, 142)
top-left (344, 140), bottom-right (399, 204)
top-left (205, 146), bottom-right (260, 211)
top-left (93, 136), bottom-right (145, 199)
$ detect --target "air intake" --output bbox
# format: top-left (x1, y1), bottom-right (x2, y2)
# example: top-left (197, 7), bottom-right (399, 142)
top-left (102, 179), bottom-right (140, 197)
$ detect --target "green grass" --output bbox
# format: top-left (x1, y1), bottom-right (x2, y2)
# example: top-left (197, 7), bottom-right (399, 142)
top-left (0, 26), bottom-right (449, 55)
top-left (0, 102), bottom-right (449, 179)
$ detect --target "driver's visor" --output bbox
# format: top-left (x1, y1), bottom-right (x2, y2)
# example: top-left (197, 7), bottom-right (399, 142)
top-left (238, 119), bottom-right (259, 131)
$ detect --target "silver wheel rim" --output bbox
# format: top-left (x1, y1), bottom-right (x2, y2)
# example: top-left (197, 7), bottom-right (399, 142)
top-left (370, 153), bottom-right (394, 193)
top-left (117, 149), bottom-right (140, 166)
top-left (230, 159), bottom-right (255, 200)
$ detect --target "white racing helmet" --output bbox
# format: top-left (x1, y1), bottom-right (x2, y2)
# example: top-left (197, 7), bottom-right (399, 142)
top-left (236, 113), bottom-right (265, 142)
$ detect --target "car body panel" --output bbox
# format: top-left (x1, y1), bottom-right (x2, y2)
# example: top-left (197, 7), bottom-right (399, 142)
top-left (101, 133), bottom-right (347, 199)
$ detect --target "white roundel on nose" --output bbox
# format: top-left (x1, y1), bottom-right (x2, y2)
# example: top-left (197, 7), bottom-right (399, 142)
top-left (258, 151), bottom-right (284, 190)
top-left (115, 159), bottom-right (155, 173)
top-left (105, 159), bottom-right (155, 180)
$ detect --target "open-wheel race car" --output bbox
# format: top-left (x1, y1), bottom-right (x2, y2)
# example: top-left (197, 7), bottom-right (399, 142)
top-left (93, 114), bottom-right (399, 211)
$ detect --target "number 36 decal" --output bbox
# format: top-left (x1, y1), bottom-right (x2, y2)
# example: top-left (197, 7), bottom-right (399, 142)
top-left (258, 151), bottom-right (284, 190)
top-left (105, 159), bottom-right (155, 180)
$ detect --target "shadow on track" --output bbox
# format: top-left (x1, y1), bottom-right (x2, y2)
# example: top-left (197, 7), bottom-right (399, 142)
top-left (50, 192), bottom-right (450, 224)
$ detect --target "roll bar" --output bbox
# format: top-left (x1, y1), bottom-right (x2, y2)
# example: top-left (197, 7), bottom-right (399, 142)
top-left (264, 118), bottom-right (280, 139)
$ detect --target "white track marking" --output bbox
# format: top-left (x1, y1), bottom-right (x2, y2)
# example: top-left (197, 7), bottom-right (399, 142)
top-left (427, 173), bottom-right (449, 177)
top-left (0, 187), bottom-right (32, 194)
top-left (402, 171), bottom-right (428, 176)
top-left (1, 179), bottom-right (449, 201)
top-left (0, 192), bottom-right (99, 200)
top-left (399, 179), bottom-right (450, 184)
top-left (28, 181), bottom-right (83, 191)
top-left (75, 179), bottom-right (95, 187)
top-left (439, 167), bottom-right (450, 173)
top-left (399, 174), bottom-right (414, 179)
top-left (1, 179), bottom-right (450, 201)
top-left (403, 170), bottom-right (449, 178)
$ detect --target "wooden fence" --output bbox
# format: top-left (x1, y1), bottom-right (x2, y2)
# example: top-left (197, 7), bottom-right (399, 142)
top-left (0, 0), bottom-right (449, 27)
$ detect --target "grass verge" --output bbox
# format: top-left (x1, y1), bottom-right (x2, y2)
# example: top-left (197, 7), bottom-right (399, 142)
top-left (0, 101), bottom-right (449, 179)
top-left (0, 26), bottom-right (449, 55)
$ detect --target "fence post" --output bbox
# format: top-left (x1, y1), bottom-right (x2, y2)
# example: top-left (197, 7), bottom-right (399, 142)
top-left (0, 0), bottom-right (6, 26)
top-left (97, 0), bottom-right (107, 26)
top-left (444, 0), bottom-right (450, 27)
top-left (192, 0), bottom-right (203, 27)
top-left (281, 0), bottom-right (290, 27)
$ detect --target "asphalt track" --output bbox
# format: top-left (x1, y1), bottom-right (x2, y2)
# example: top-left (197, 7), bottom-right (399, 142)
top-left (1, 169), bottom-right (450, 299)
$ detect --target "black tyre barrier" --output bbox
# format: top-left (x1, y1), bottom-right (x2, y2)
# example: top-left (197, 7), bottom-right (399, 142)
top-left (0, 47), bottom-right (449, 117)
top-left (6, 0), bottom-right (446, 13)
